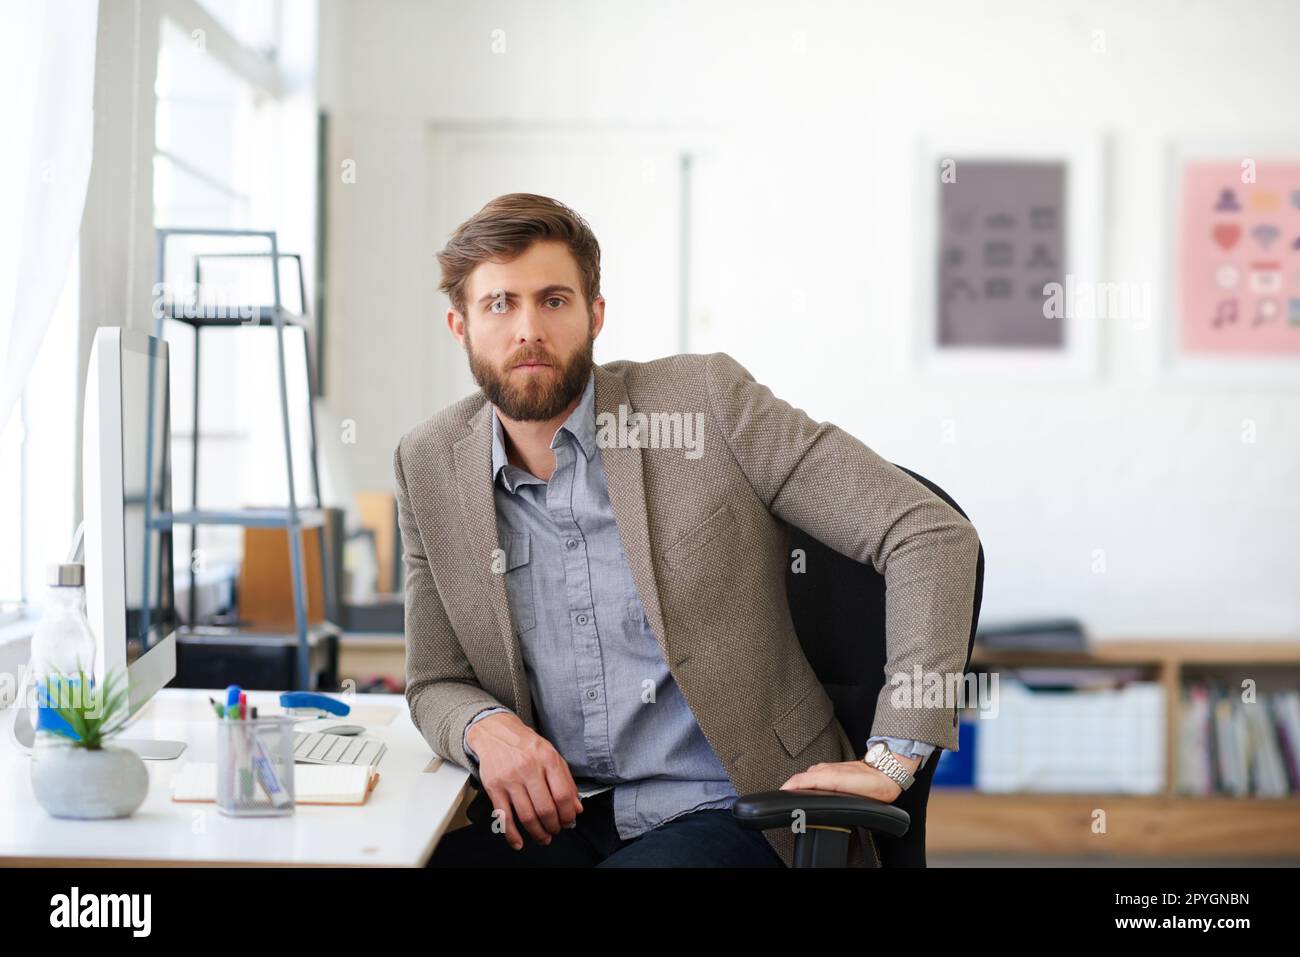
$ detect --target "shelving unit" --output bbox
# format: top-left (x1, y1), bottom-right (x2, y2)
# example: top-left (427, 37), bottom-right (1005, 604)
top-left (152, 228), bottom-right (331, 689)
top-left (930, 638), bottom-right (1300, 858)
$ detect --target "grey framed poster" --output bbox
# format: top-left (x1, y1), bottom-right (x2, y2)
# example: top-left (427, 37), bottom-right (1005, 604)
top-left (913, 132), bottom-right (1103, 381)
top-left (937, 160), bottom-right (1068, 348)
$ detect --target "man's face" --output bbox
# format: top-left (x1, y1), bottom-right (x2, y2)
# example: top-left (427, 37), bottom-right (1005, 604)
top-left (448, 240), bottom-right (605, 422)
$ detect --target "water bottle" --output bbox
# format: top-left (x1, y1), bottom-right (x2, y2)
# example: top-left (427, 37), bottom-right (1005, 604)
top-left (27, 563), bottom-right (98, 746)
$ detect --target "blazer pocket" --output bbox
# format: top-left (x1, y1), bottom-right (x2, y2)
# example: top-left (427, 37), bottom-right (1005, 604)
top-left (772, 682), bottom-right (837, 759)
top-left (501, 532), bottom-right (536, 634)
top-left (661, 503), bottom-right (736, 568)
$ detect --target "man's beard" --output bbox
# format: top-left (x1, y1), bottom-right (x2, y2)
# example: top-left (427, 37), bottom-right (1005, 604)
top-left (467, 330), bottom-right (595, 422)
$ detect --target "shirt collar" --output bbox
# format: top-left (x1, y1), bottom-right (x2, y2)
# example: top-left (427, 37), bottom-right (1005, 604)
top-left (490, 371), bottom-right (597, 489)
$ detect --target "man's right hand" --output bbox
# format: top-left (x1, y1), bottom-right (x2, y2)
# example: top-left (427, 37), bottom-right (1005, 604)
top-left (466, 712), bottom-right (584, 851)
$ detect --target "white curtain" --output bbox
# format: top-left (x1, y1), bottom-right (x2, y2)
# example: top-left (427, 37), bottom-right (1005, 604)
top-left (0, 0), bottom-right (99, 436)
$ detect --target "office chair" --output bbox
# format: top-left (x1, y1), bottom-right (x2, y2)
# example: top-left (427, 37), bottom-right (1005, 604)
top-left (732, 464), bottom-right (985, 867)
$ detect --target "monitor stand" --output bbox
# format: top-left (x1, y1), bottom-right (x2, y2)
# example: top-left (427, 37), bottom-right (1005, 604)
top-left (8, 707), bottom-right (186, 760)
top-left (113, 737), bottom-right (186, 760)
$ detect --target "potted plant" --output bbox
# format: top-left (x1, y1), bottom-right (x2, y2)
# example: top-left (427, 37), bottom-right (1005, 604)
top-left (29, 667), bottom-right (149, 819)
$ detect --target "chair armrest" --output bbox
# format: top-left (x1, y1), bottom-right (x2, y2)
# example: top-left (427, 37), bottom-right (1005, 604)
top-left (732, 789), bottom-right (910, 837)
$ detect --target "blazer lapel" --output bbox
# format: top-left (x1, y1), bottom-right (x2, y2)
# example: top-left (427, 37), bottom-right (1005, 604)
top-left (593, 365), bottom-right (671, 663)
top-left (451, 402), bottom-right (532, 724)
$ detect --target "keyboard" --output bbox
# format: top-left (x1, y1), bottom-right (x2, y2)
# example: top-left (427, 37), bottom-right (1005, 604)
top-left (293, 731), bottom-right (387, 768)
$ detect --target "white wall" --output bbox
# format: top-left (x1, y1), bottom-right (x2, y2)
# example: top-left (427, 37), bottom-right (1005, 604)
top-left (318, 0), bottom-right (1300, 638)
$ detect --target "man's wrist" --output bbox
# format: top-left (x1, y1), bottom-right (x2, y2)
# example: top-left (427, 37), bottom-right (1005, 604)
top-left (890, 752), bottom-right (921, 774)
top-left (866, 735), bottom-right (935, 771)
top-left (464, 706), bottom-right (512, 762)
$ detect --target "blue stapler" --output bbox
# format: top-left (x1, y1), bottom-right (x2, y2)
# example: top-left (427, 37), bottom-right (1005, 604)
top-left (280, 691), bottom-right (351, 718)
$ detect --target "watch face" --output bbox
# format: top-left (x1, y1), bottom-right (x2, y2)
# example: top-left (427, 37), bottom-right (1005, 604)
top-left (866, 743), bottom-right (886, 763)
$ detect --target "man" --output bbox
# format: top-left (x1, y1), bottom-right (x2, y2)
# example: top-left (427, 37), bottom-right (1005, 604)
top-left (396, 193), bottom-right (981, 867)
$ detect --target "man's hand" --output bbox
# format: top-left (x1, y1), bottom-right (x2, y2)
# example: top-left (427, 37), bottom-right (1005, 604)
top-left (466, 712), bottom-right (584, 850)
top-left (777, 751), bottom-right (922, 804)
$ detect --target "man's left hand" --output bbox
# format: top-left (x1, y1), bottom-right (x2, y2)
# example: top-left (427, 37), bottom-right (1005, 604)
top-left (778, 751), bottom-right (921, 804)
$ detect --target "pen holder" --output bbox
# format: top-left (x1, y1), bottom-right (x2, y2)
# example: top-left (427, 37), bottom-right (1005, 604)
top-left (216, 717), bottom-right (296, 817)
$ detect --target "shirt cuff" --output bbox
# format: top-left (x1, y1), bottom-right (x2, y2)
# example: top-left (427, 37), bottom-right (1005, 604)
top-left (867, 735), bottom-right (937, 769)
top-left (463, 707), bottom-right (512, 763)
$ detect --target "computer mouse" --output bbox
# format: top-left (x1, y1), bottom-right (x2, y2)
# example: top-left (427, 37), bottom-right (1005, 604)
top-left (320, 724), bottom-right (366, 736)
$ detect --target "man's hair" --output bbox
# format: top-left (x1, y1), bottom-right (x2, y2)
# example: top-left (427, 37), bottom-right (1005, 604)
top-left (436, 192), bottom-right (602, 317)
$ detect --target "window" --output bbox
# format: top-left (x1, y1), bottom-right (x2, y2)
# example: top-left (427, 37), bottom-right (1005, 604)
top-left (2, 0), bottom-right (314, 626)
top-left (0, 258), bottom-right (79, 620)
top-left (149, 1), bottom-right (317, 619)
top-left (153, 17), bottom-right (276, 230)
top-left (0, 2), bottom-right (80, 619)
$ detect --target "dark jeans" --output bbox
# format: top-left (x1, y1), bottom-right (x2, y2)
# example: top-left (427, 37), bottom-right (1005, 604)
top-left (428, 787), bottom-right (786, 868)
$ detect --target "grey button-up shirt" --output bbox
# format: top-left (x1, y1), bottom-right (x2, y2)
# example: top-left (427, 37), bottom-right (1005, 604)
top-left (463, 371), bottom-right (739, 839)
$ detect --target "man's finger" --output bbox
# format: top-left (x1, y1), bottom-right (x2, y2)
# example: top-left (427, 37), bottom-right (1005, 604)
top-left (522, 769), bottom-right (562, 837)
top-left (783, 765), bottom-right (849, 792)
top-left (807, 764), bottom-right (895, 800)
top-left (542, 759), bottom-right (582, 828)
top-left (507, 783), bottom-right (550, 846)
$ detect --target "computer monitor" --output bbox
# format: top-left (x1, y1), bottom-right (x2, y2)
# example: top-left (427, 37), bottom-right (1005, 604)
top-left (8, 327), bottom-right (185, 757)
top-left (81, 327), bottom-right (184, 759)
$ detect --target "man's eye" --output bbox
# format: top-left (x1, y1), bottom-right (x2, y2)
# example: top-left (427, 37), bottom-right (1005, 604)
top-left (545, 297), bottom-right (565, 308)
top-left (489, 299), bottom-right (509, 314)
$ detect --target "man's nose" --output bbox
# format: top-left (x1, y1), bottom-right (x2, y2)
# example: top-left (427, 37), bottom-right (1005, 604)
top-left (515, 305), bottom-right (545, 341)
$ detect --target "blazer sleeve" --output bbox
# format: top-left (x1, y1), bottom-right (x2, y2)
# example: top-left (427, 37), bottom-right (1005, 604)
top-left (703, 351), bottom-right (981, 751)
top-left (395, 439), bottom-right (513, 772)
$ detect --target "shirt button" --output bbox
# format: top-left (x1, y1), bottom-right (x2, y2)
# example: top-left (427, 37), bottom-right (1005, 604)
top-left (576, 614), bottom-right (588, 625)
top-left (566, 539), bottom-right (578, 549)
top-left (586, 689), bottom-right (598, 700)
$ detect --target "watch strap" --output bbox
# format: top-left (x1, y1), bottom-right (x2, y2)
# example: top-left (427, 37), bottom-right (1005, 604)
top-left (866, 746), bottom-right (916, 790)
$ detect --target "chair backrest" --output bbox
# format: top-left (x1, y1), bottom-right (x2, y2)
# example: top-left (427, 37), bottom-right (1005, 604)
top-left (783, 464), bottom-right (985, 866)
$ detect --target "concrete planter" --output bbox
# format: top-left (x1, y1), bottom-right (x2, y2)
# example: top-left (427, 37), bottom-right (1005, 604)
top-left (30, 743), bottom-right (149, 819)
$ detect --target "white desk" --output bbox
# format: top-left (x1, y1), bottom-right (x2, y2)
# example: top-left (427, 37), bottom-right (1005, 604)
top-left (0, 688), bottom-right (471, 867)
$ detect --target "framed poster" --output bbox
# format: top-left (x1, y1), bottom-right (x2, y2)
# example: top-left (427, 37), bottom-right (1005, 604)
top-left (913, 132), bottom-right (1103, 381)
top-left (1165, 138), bottom-right (1300, 387)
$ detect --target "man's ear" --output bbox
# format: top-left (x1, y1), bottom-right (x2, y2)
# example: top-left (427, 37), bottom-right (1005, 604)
top-left (590, 297), bottom-right (606, 341)
top-left (446, 308), bottom-right (467, 348)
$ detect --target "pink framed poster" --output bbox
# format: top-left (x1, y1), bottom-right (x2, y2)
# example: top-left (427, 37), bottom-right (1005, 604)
top-left (1176, 160), bottom-right (1300, 356)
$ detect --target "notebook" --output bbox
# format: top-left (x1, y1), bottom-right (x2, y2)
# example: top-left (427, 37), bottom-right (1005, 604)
top-left (170, 762), bottom-right (379, 806)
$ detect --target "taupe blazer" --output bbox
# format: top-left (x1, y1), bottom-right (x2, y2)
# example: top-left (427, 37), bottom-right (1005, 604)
top-left (394, 352), bottom-right (981, 867)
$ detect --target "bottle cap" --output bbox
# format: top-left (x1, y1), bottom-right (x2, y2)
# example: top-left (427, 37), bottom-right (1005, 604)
top-left (47, 563), bottom-right (85, 587)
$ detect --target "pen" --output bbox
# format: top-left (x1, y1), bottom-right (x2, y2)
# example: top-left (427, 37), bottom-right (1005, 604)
top-left (225, 685), bottom-right (251, 802)
top-left (239, 692), bottom-right (252, 798)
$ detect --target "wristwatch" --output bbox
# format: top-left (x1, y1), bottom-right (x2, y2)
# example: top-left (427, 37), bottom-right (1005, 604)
top-left (863, 742), bottom-right (916, 791)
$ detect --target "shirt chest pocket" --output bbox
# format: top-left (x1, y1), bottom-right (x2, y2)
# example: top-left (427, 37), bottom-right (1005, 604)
top-left (501, 532), bottom-right (537, 635)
